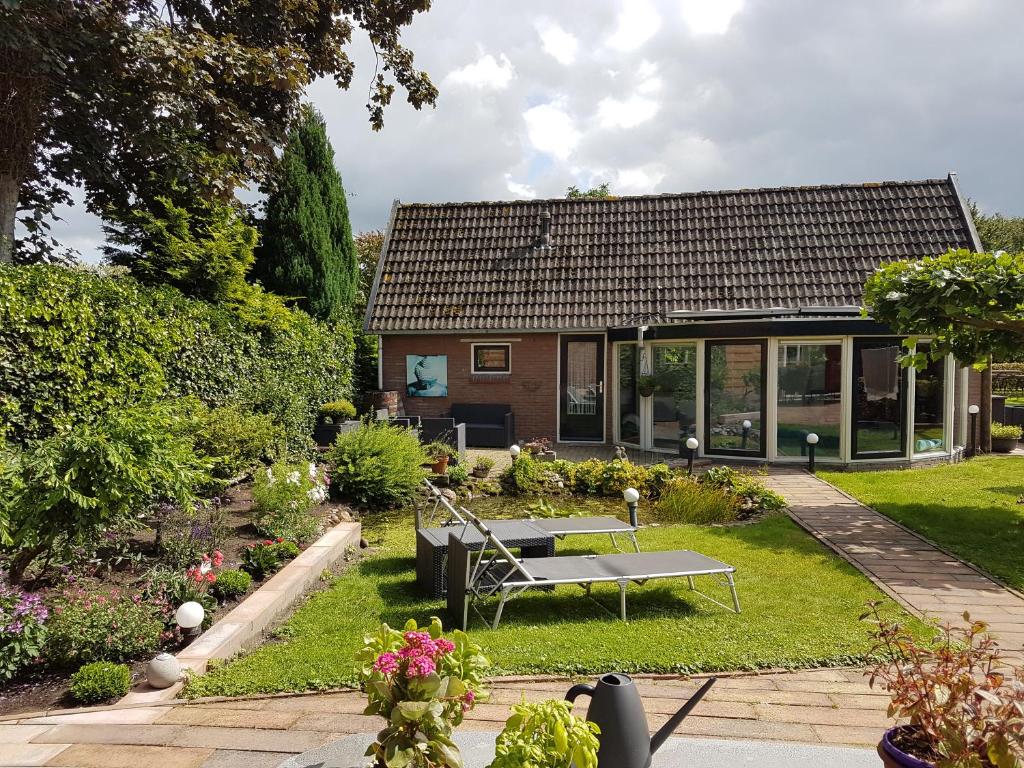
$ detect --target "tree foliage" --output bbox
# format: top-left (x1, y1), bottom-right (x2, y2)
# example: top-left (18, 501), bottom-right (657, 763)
top-left (566, 183), bottom-right (614, 200)
top-left (254, 106), bottom-right (357, 320)
top-left (970, 202), bottom-right (1024, 254)
top-left (0, 0), bottom-right (437, 263)
top-left (863, 248), bottom-right (1024, 366)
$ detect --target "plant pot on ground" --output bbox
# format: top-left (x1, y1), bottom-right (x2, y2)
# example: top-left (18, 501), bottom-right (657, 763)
top-left (425, 441), bottom-right (456, 475)
top-left (990, 421), bottom-right (1021, 453)
top-left (864, 601), bottom-right (1024, 768)
top-left (314, 400), bottom-right (358, 447)
top-left (472, 456), bottom-right (495, 478)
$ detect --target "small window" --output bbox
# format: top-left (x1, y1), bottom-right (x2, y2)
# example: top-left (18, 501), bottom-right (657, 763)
top-left (472, 343), bottom-right (511, 374)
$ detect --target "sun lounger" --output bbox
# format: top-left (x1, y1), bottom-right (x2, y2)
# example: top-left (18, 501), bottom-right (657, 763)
top-left (447, 508), bottom-right (740, 630)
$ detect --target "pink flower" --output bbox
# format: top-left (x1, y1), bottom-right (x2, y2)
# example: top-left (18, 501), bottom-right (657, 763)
top-left (373, 652), bottom-right (400, 676)
top-left (435, 638), bottom-right (455, 655)
top-left (406, 655), bottom-right (436, 678)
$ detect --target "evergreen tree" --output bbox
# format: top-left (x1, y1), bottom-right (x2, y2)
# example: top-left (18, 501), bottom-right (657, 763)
top-left (254, 107), bottom-right (357, 320)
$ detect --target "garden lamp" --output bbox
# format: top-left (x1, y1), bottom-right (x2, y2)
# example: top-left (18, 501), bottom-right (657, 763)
top-left (806, 433), bottom-right (819, 473)
top-left (685, 437), bottom-right (699, 475)
top-left (623, 487), bottom-right (640, 528)
top-left (968, 405), bottom-right (980, 458)
top-left (176, 601), bottom-right (205, 637)
top-left (509, 444), bottom-right (521, 458)
top-left (741, 419), bottom-right (752, 450)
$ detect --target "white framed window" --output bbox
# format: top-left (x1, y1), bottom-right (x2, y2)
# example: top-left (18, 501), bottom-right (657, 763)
top-left (471, 343), bottom-right (511, 374)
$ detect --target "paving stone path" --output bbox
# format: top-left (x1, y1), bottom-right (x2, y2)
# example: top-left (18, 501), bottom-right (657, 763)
top-left (0, 669), bottom-right (888, 767)
top-left (763, 467), bottom-right (1024, 658)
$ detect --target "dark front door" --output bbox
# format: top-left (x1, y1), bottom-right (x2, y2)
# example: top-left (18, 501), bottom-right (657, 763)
top-left (559, 334), bottom-right (605, 442)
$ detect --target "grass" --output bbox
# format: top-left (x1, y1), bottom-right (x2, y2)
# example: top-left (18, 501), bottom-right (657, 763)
top-left (822, 456), bottom-right (1024, 590)
top-left (186, 494), bottom-right (922, 698)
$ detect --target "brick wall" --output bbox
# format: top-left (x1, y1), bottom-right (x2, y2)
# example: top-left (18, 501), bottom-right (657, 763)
top-left (380, 334), bottom-right (559, 442)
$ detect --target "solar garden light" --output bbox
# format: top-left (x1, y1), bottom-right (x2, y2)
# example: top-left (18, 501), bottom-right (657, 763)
top-left (805, 432), bottom-right (819, 473)
top-left (741, 419), bottom-right (752, 450)
top-left (685, 437), bottom-right (699, 475)
top-left (623, 487), bottom-right (640, 528)
top-left (968, 404), bottom-right (980, 457)
top-left (175, 601), bottom-right (205, 638)
top-left (509, 444), bottom-right (521, 459)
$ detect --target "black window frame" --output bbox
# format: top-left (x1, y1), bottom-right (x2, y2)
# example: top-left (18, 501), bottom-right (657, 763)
top-left (471, 343), bottom-right (512, 374)
top-left (703, 338), bottom-right (768, 458)
top-left (850, 337), bottom-right (909, 460)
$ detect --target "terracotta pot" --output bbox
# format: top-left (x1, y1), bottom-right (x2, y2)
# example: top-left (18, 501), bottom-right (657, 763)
top-left (431, 456), bottom-right (450, 474)
top-left (878, 726), bottom-right (935, 768)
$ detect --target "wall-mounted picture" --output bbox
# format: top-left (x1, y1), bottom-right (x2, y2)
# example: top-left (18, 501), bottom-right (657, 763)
top-left (406, 355), bottom-right (448, 397)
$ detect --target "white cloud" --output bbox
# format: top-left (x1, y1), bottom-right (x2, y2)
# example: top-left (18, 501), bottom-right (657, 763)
top-left (523, 101), bottom-right (580, 160)
top-left (505, 175), bottom-right (537, 198)
top-left (616, 166), bottom-right (666, 194)
top-left (606, 0), bottom-right (661, 51)
top-left (444, 52), bottom-right (515, 90)
top-left (680, 0), bottom-right (744, 35)
top-left (535, 18), bottom-right (579, 65)
top-left (596, 95), bottom-right (661, 129)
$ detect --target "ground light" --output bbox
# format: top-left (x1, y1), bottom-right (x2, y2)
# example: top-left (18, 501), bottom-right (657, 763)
top-left (806, 432), bottom-right (819, 473)
top-left (685, 437), bottom-right (699, 474)
top-left (623, 487), bottom-right (640, 527)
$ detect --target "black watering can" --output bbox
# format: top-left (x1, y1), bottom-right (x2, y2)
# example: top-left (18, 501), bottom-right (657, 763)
top-left (565, 673), bottom-right (717, 768)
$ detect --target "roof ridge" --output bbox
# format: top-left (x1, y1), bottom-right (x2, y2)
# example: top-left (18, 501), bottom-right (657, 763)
top-left (395, 176), bottom-right (954, 210)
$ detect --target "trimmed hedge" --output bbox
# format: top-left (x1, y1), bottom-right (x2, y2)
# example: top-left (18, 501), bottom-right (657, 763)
top-left (0, 265), bottom-right (353, 451)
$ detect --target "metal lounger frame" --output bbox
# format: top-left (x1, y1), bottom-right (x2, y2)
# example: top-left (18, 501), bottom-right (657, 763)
top-left (452, 508), bottom-right (740, 630)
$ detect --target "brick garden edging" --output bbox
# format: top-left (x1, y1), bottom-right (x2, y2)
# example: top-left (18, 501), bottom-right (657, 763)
top-left (118, 520), bottom-right (362, 706)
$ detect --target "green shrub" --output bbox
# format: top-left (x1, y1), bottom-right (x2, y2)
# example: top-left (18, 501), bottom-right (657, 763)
top-left (654, 477), bottom-right (738, 524)
top-left (0, 579), bottom-right (48, 682)
top-left (598, 458), bottom-right (650, 496)
top-left (211, 569), bottom-right (252, 601)
top-left (0, 404), bottom-right (207, 583)
top-left (250, 462), bottom-right (326, 543)
top-left (326, 423), bottom-right (427, 507)
top-left (241, 539), bottom-right (300, 580)
top-left (154, 500), bottom-right (229, 570)
top-left (568, 458), bottom-right (605, 494)
top-left (500, 454), bottom-right (543, 495)
top-left (176, 398), bottom-right (284, 482)
top-left (991, 421), bottom-right (1023, 440)
top-left (141, 566), bottom-right (216, 629)
top-left (424, 441), bottom-right (457, 460)
top-left (69, 661), bottom-right (132, 704)
top-left (473, 456), bottom-right (495, 472)
top-left (319, 400), bottom-right (356, 422)
top-left (698, 465), bottom-right (786, 518)
top-left (490, 699), bottom-right (600, 768)
top-left (448, 464), bottom-right (469, 486)
top-left (46, 586), bottom-right (163, 665)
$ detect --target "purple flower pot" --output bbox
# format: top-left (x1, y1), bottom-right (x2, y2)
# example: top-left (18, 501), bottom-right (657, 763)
top-left (878, 726), bottom-right (935, 768)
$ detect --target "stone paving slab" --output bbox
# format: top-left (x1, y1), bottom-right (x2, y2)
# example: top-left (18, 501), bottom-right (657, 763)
top-left (763, 468), bottom-right (1024, 660)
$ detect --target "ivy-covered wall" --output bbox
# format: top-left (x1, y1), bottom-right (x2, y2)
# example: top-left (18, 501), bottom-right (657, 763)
top-left (0, 265), bottom-right (353, 451)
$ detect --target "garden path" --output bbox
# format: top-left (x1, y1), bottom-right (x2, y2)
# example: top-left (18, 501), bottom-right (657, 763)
top-left (0, 667), bottom-right (887, 767)
top-left (763, 468), bottom-right (1024, 661)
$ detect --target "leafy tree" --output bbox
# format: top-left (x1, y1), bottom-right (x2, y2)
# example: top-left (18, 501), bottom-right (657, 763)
top-left (254, 106), bottom-right (357, 320)
top-left (566, 183), bottom-right (613, 200)
top-left (351, 230), bottom-right (385, 401)
top-left (0, 0), bottom-right (437, 264)
top-left (970, 202), bottom-right (1024, 253)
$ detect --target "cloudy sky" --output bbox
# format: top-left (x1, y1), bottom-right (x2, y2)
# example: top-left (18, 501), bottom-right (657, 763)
top-left (48, 0), bottom-right (1024, 261)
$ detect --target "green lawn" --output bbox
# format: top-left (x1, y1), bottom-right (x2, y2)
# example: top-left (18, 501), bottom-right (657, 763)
top-left (186, 496), bottom-right (920, 698)
top-left (822, 456), bottom-right (1024, 590)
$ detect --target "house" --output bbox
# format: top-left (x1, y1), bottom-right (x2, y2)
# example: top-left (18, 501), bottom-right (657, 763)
top-left (364, 174), bottom-right (982, 467)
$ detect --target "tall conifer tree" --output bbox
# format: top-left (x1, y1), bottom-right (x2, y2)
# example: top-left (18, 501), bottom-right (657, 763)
top-left (255, 106), bottom-right (357, 319)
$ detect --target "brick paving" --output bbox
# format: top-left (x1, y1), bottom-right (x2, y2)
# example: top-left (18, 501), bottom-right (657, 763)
top-left (763, 467), bottom-right (1024, 659)
top-left (0, 668), bottom-right (889, 766)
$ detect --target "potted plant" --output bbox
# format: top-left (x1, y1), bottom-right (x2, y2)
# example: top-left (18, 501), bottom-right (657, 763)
top-left (637, 375), bottom-right (658, 398)
top-left (425, 441), bottom-right (456, 475)
top-left (488, 699), bottom-right (600, 768)
top-left (472, 456), bottom-right (495, 478)
top-left (864, 601), bottom-right (1024, 767)
top-left (524, 437), bottom-right (556, 461)
top-left (314, 400), bottom-right (357, 447)
top-left (990, 422), bottom-right (1022, 453)
top-left (355, 617), bottom-right (490, 768)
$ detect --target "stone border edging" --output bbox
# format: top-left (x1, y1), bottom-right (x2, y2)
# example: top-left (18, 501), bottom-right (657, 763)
top-left (117, 520), bottom-right (362, 706)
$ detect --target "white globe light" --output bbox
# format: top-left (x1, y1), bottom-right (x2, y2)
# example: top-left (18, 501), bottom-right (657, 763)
top-left (175, 601), bottom-right (205, 630)
top-left (685, 437), bottom-right (699, 450)
top-left (509, 444), bottom-right (521, 457)
top-left (623, 487), bottom-right (641, 504)
top-left (968, 404), bottom-right (980, 415)
top-left (741, 420), bottom-right (752, 430)
top-left (806, 433), bottom-right (820, 445)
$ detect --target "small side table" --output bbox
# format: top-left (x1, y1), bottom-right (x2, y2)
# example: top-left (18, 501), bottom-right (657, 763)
top-left (416, 521), bottom-right (554, 598)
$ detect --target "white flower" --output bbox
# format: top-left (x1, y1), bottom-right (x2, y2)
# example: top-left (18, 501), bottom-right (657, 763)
top-left (265, 467), bottom-right (275, 484)
top-left (308, 462), bottom-right (318, 479)
top-left (287, 471), bottom-right (301, 485)
top-left (308, 486), bottom-right (328, 504)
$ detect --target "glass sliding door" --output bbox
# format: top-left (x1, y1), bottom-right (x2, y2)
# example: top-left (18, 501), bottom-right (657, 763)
top-left (776, 342), bottom-right (843, 459)
top-left (650, 344), bottom-right (697, 450)
top-left (617, 345), bottom-right (641, 445)
top-left (705, 340), bottom-right (766, 456)
top-left (913, 343), bottom-right (946, 454)
top-left (851, 339), bottom-right (907, 458)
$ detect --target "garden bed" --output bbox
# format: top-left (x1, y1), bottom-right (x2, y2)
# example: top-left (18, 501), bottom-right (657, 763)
top-left (0, 478), bottom-right (358, 717)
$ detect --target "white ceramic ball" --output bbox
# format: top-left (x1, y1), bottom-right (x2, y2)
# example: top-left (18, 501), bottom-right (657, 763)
top-left (146, 652), bottom-right (182, 689)
top-left (175, 601), bottom-right (205, 630)
top-left (623, 487), bottom-right (640, 504)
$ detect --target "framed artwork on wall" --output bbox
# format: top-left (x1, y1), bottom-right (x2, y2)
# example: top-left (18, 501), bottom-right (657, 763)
top-left (406, 355), bottom-right (448, 397)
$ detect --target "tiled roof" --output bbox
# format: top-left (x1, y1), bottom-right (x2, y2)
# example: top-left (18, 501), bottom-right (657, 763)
top-left (365, 176), bottom-right (978, 332)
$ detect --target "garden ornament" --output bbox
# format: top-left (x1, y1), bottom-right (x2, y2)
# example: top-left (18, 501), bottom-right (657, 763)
top-left (566, 673), bottom-right (716, 768)
top-left (146, 652), bottom-right (182, 689)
